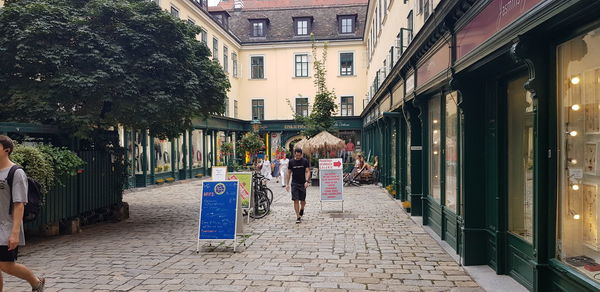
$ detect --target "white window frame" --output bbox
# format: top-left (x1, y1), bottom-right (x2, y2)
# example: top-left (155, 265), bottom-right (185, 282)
top-left (250, 55), bottom-right (265, 79)
top-left (251, 99), bottom-right (265, 120)
top-left (339, 51), bottom-right (355, 76)
top-left (295, 96), bottom-right (310, 117)
top-left (294, 53), bottom-right (310, 77)
top-left (170, 5), bottom-right (180, 18)
top-left (340, 96), bottom-right (354, 116)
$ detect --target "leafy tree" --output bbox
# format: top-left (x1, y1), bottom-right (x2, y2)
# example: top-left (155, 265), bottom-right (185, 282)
top-left (0, 0), bottom-right (230, 139)
top-left (237, 132), bottom-right (264, 162)
top-left (291, 37), bottom-right (338, 138)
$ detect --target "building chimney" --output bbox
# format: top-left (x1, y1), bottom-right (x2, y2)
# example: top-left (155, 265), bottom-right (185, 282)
top-left (234, 0), bottom-right (244, 11)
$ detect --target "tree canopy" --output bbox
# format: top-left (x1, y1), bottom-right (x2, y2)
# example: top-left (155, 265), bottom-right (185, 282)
top-left (0, 0), bottom-right (230, 138)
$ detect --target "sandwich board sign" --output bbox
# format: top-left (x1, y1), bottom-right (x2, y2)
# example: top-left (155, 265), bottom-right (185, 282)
top-left (318, 158), bottom-right (344, 212)
top-left (197, 180), bottom-right (239, 252)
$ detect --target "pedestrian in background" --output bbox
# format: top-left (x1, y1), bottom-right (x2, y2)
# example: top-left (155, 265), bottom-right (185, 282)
top-left (279, 155), bottom-right (289, 188)
top-left (272, 157), bottom-right (281, 183)
top-left (0, 136), bottom-right (45, 292)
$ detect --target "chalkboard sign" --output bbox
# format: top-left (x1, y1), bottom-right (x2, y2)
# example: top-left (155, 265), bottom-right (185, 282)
top-left (198, 181), bottom-right (239, 242)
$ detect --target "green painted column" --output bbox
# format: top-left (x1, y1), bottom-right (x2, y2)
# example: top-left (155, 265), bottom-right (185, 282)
top-left (415, 99), bottom-right (429, 221)
top-left (188, 130), bottom-right (193, 178)
top-left (202, 129), bottom-right (207, 175)
top-left (399, 114), bottom-right (407, 202)
top-left (170, 137), bottom-right (176, 178)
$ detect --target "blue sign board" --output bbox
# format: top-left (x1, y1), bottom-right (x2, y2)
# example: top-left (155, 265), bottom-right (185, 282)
top-left (198, 181), bottom-right (239, 240)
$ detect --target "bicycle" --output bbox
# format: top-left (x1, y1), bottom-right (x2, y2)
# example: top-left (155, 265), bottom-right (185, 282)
top-left (249, 172), bottom-right (272, 219)
top-left (253, 172), bottom-right (274, 204)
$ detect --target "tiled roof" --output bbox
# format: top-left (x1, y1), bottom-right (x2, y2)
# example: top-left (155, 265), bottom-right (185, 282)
top-left (213, 0), bottom-right (368, 11)
top-left (222, 4), bottom-right (367, 44)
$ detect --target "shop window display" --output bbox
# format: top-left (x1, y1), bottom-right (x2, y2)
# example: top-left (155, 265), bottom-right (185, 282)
top-left (206, 134), bottom-right (213, 169)
top-left (191, 130), bottom-right (204, 168)
top-left (134, 132), bottom-right (146, 175)
top-left (445, 92), bottom-right (459, 211)
top-left (507, 75), bottom-right (534, 243)
top-left (154, 138), bottom-right (172, 173)
top-left (557, 27), bottom-right (600, 282)
top-left (429, 97), bottom-right (441, 203)
top-left (177, 134), bottom-right (185, 170)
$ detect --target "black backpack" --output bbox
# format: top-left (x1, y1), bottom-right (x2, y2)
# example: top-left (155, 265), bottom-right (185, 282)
top-left (6, 165), bottom-right (42, 222)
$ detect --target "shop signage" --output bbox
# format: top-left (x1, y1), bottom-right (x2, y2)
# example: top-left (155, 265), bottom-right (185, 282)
top-left (381, 94), bottom-right (392, 112)
top-left (197, 181), bottom-right (239, 252)
top-left (319, 159), bottom-right (343, 201)
top-left (392, 82), bottom-right (405, 108)
top-left (410, 146), bottom-right (423, 151)
top-left (211, 166), bottom-right (227, 180)
top-left (284, 124), bottom-right (305, 129)
top-left (417, 43), bottom-right (451, 89)
top-left (405, 73), bottom-right (415, 94)
top-left (456, 0), bottom-right (545, 60)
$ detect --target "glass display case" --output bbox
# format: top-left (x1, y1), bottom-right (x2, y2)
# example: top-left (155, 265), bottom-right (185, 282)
top-left (445, 92), bottom-right (459, 212)
top-left (557, 27), bottom-right (600, 282)
top-left (429, 97), bottom-right (441, 202)
top-left (507, 75), bottom-right (534, 243)
top-left (154, 138), bottom-right (172, 174)
top-left (191, 130), bottom-right (204, 168)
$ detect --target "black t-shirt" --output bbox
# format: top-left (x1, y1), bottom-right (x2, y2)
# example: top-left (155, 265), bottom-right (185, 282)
top-left (288, 158), bottom-right (310, 184)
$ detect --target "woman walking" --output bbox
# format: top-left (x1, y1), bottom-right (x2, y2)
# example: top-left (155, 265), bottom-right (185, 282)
top-left (280, 155), bottom-right (290, 188)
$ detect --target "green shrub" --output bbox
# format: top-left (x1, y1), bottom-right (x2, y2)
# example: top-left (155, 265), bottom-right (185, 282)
top-left (11, 143), bottom-right (85, 194)
top-left (11, 144), bottom-right (54, 194)
top-left (38, 145), bottom-right (85, 178)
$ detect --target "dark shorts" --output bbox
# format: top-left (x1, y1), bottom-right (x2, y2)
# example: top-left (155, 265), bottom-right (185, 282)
top-left (291, 183), bottom-right (307, 201)
top-left (0, 246), bottom-right (18, 262)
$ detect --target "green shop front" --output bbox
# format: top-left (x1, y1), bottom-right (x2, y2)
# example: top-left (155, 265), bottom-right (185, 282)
top-left (361, 0), bottom-right (600, 291)
top-left (121, 116), bottom-right (248, 188)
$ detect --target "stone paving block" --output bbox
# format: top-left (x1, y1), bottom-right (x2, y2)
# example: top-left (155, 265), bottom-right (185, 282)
top-left (1, 182), bottom-right (481, 291)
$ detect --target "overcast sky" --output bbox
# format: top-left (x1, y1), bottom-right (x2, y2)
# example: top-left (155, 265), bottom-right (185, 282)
top-left (208, 0), bottom-right (220, 6)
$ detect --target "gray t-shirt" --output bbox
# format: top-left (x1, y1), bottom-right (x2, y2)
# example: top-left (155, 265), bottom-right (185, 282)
top-left (0, 165), bottom-right (28, 246)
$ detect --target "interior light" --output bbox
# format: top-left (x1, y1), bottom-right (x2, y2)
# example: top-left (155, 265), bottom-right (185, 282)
top-left (569, 131), bottom-right (578, 137)
top-left (571, 104), bottom-right (581, 111)
top-left (433, 151), bottom-right (438, 155)
top-left (434, 141), bottom-right (438, 145)
top-left (433, 120), bottom-right (439, 124)
top-left (570, 159), bottom-right (578, 165)
top-left (573, 214), bottom-right (581, 220)
top-left (433, 130), bottom-right (439, 134)
top-left (572, 184), bottom-right (580, 191)
top-left (571, 76), bottom-right (580, 85)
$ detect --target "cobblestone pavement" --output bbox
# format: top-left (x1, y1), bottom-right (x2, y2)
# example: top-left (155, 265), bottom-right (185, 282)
top-left (4, 179), bottom-right (482, 292)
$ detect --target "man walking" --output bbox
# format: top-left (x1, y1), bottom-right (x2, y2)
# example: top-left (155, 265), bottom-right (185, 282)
top-left (0, 136), bottom-right (45, 291)
top-left (286, 149), bottom-right (310, 224)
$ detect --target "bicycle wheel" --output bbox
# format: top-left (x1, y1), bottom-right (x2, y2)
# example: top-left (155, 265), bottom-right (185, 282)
top-left (264, 187), bottom-right (274, 204)
top-left (249, 196), bottom-right (270, 219)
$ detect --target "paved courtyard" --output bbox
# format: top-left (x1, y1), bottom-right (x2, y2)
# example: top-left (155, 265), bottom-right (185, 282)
top-left (4, 179), bottom-right (482, 291)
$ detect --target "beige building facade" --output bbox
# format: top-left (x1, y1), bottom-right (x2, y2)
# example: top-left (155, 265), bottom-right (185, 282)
top-left (158, 0), bottom-right (370, 121)
top-left (365, 0), bottom-right (443, 101)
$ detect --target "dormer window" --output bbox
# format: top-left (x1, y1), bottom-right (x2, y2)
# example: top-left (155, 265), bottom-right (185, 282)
top-left (210, 12), bottom-right (230, 30)
top-left (250, 19), bottom-right (268, 37)
top-left (294, 17), bottom-right (312, 36)
top-left (338, 15), bottom-right (356, 34)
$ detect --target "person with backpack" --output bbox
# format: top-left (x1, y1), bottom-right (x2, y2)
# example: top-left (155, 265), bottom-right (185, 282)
top-left (0, 136), bottom-right (45, 291)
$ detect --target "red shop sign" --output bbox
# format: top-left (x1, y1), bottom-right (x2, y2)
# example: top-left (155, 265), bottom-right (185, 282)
top-left (456, 0), bottom-right (546, 60)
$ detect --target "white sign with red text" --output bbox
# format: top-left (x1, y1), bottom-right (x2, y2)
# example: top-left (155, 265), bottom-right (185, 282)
top-left (319, 159), bottom-right (343, 201)
top-left (319, 158), bottom-right (344, 170)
